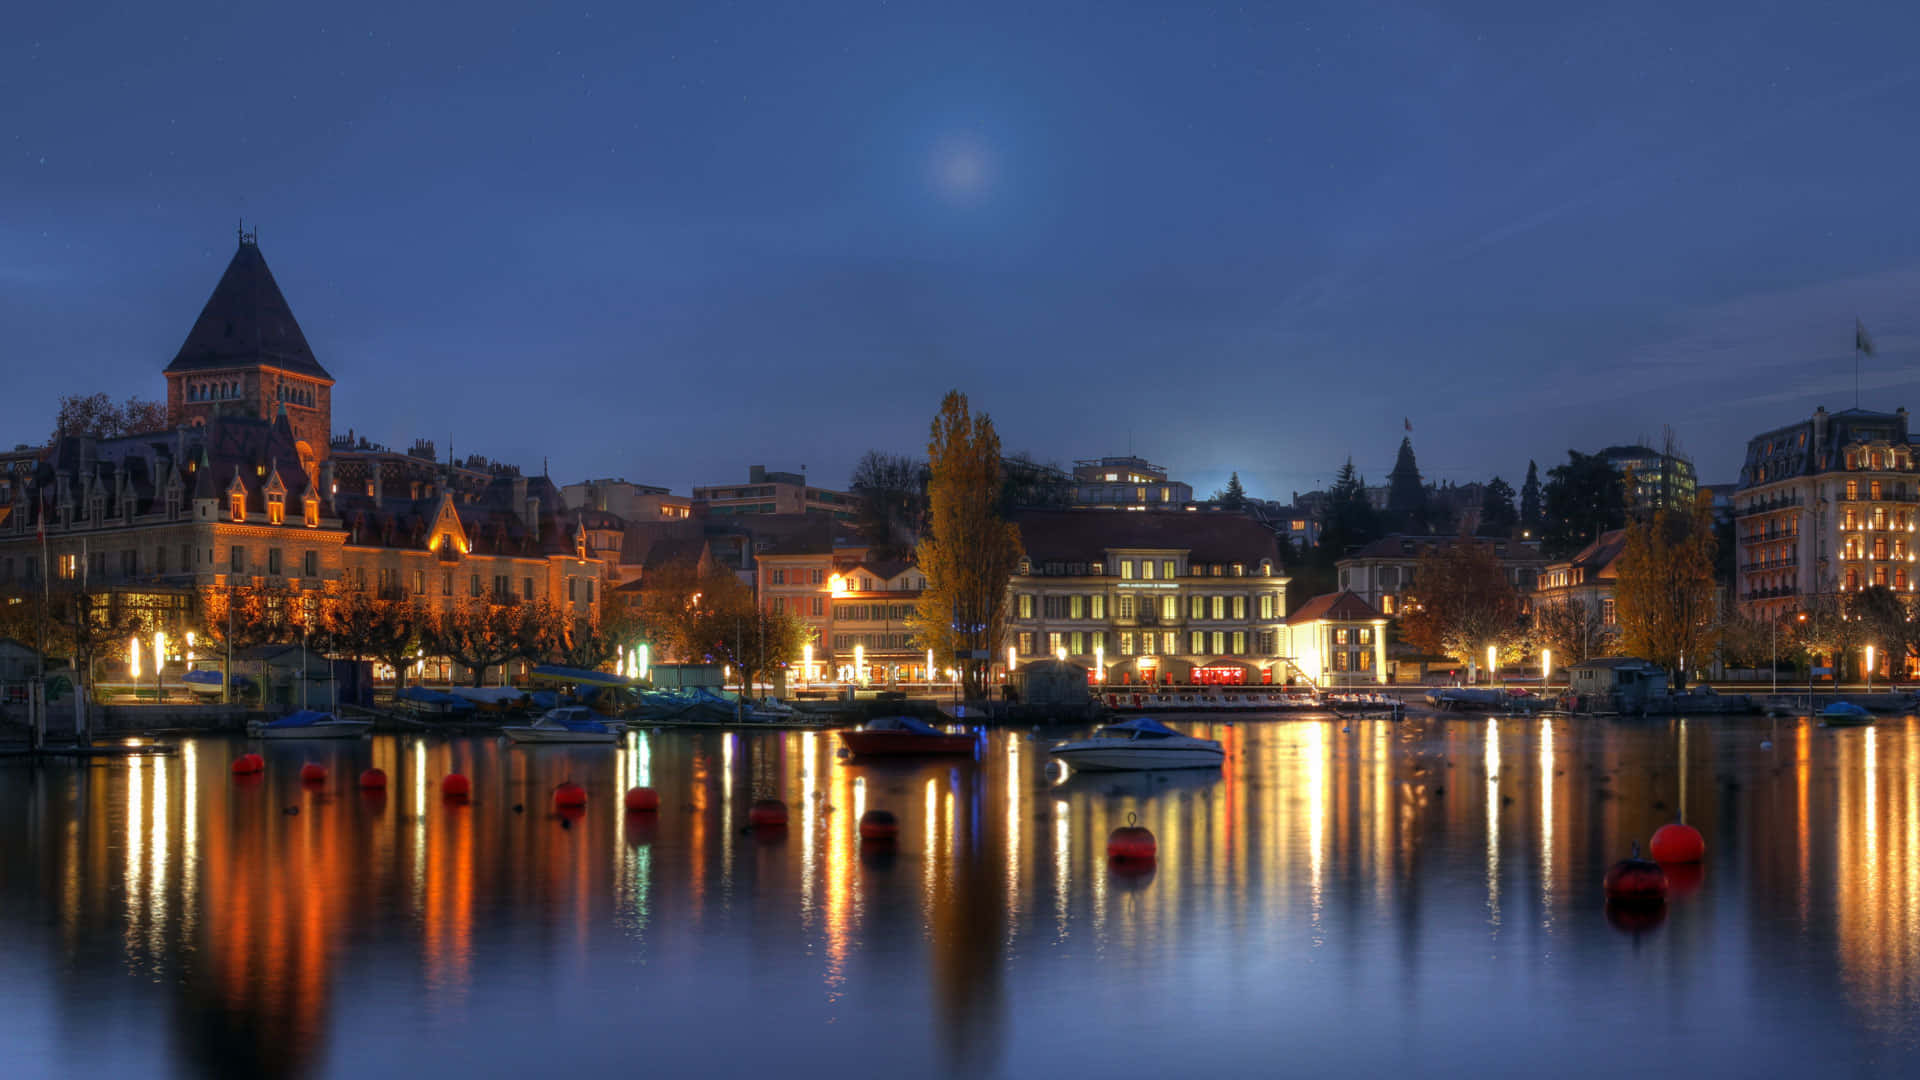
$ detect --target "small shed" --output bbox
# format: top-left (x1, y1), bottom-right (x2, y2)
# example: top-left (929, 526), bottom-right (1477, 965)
top-left (0, 637), bottom-right (42, 683)
top-left (1012, 659), bottom-right (1091, 707)
top-left (649, 663), bottom-right (724, 690)
top-left (1568, 658), bottom-right (1668, 709)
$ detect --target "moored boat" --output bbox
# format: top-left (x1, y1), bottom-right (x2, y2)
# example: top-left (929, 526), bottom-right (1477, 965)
top-left (248, 709), bottom-right (372, 740)
top-left (1820, 701), bottom-right (1873, 726)
top-left (839, 715), bottom-right (980, 756)
top-left (1048, 717), bottom-right (1224, 772)
top-left (502, 706), bottom-right (619, 744)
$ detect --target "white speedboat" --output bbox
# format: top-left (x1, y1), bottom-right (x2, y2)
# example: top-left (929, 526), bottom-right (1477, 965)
top-left (248, 710), bottom-right (373, 740)
top-left (502, 706), bottom-right (619, 744)
top-left (1048, 717), bottom-right (1225, 772)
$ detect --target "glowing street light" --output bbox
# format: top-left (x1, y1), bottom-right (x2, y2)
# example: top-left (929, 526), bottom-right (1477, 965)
top-left (928, 647), bottom-right (936, 683)
top-left (1095, 643), bottom-right (1105, 685)
top-left (129, 637), bottom-right (141, 679)
top-left (1541, 648), bottom-right (1552, 683)
top-left (1056, 645), bottom-right (1067, 663)
top-left (1487, 644), bottom-right (1497, 686)
top-left (803, 642), bottom-right (813, 683)
top-left (855, 643), bottom-right (866, 686)
top-left (1867, 644), bottom-right (1876, 694)
top-left (1007, 645), bottom-right (1017, 680)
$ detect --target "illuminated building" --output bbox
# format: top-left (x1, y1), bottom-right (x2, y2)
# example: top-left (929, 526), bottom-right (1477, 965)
top-left (1597, 443), bottom-right (1698, 513)
top-left (1069, 456), bottom-right (1193, 510)
top-left (1532, 528), bottom-right (1626, 633)
top-left (692, 465), bottom-right (856, 519)
top-left (1283, 591), bottom-right (1389, 686)
top-left (0, 231), bottom-right (604, 680)
top-left (1005, 510), bottom-right (1291, 685)
top-left (1335, 534), bottom-right (1545, 618)
top-left (755, 535), bottom-right (931, 681)
top-left (559, 478), bottom-right (693, 522)
top-left (1735, 406), bottom-right (1920, 620)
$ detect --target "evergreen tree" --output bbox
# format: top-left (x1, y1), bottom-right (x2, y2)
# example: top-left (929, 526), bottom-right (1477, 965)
top-left (1520, 460), bottom-right (1542, 535)
top-left (1220, 472), bottom-right (1247, 510)
top-left (1386, 437), bottom-right (1426, 533)
top-left (1318, 458), bottom-right (1379, 558)
top-left (1541, 450), bottom-right (1627, 558)
top-left (1479, 476), bottom-right (1518, 536)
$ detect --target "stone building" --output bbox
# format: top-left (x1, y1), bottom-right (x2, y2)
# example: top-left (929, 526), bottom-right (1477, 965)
top-left (1734, 406), bottom-right (1920, 619)
top-left (1335, 534), bottom-right (1546, 616)
top-left (0, 233), bottom-right (603, 679)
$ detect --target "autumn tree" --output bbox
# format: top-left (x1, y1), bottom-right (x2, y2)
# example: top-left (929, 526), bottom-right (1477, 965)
top-left (1613, 496), bottom-right (1718, 688)
top-left (51, 392), bottom-right (169, 443)
top-left (634, 557), bottom-right (749, 663)
top-left (1531, 596), bottom-right (1615, 666)
top-left (850, 451), bottom-right (929, 560)
top-left (1794, 594), bottom-right (1860, 685)
top-left (432, 597), bottom-right (527, 686)
top-left (683, 602), bottom-right (812, 696)
top-left (914, 390), bottom-right (1022, 700)
top-left (325, 587), bottom-right (429, 693)
top-left (1714, 612), bottom-right (1776, 672)
top-left (1399, 538), bottom-right (1524, 675)
top-left (1845, 585), bottom-right (1919, 686)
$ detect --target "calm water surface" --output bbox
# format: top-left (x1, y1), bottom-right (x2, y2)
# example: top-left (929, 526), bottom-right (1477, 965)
top-left (3, 715), bottom-right (1919, 1077)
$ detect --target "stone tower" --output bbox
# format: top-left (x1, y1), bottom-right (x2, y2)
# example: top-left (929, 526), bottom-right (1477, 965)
top-left (163, 228), bottom-right (334, 480)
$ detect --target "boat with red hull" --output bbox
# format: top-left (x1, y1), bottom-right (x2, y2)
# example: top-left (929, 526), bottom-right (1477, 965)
top-left (838, 715), bottom-right (980, 756)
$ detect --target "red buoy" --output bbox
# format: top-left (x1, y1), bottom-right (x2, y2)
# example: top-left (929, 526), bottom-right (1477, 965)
top-left (1107, 813), bottom-right (1157, 862)
top-left (299, 762), bottom-right (328, 783)
top-left (442, 773), bottom-right (472, 799)
top-left (231, 753), bottom-right (264, 776)
top-left (1649, 822), bottom-right (1706, 864)
top-left (357, 768), bottom-right (388, 790)
top-left (859, 809), bottom-right (899, 840)
top-left (553, 781), bottom-right (588, 808)
top-left (624, 786), bottom-right (660, 812)
top-left (1603, 843), bottom-right (1669, 902)
top-left (749, 798), bottom-right (789, 828)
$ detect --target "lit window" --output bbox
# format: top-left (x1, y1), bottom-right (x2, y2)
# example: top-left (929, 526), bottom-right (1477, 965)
top-left (230, 493), bottom-right (246, 522)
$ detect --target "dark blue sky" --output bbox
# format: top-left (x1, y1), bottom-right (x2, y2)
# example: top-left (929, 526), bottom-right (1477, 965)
top-left (6, 2), bottom-right (1918, 499)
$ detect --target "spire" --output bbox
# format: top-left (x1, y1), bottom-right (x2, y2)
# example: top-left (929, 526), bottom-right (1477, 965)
top-left (166, 235), bottom-right (332, 380)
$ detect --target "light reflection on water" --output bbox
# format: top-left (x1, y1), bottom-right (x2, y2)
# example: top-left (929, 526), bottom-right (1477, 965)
top-left (3, 716), bottom-right (1920, 1076)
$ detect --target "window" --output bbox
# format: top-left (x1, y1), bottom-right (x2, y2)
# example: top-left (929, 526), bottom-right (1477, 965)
top-left (1047, 631), bottom-right (1063, 655)
top-left (1334, 650), bottom-right (1351, 672)
top-left (523, 578), bottom-right (534, 600)
top-left (1161, 596), bottom-right (1177, 620)
top-left (771, 568), bottom-right (786, 585)
top-left (1121, 559), bottom-right (1134, 580)
top-left (568, 577), bottom-right (578, 601)
top-left (1335, 628), bottom-right (1350, 645)
top-left (1232, 563), bottom-right (1244, 577)
top-left (379, 568), bottom-right (397, 591)
top-left (1142, 632), bottom-right (1157, 656)
top-left (1876, 566), bottom-right (1889, 587)
top-left (811, 569), bottom-right (824, 585)
top-left (1121, 631), bottom-right (1135, 655)
top-left (412, 570), bottom-right (425, 594)
top-left (1162, 631), bottom-right (1176, 654)
top-left (1259, 594), bottom-right (1275, 619)
top-left (774, 596), bottom-right (786, 614)
top-left (1872, 481), bottom-right (1883, 501)
top-left (1118, 595), bottom-right (1135, 618)
top-left (1091, 594), bottom-right (1105, 620)
top-left (1070, 631), bottom-right (1085, 655)
top-left (1211, 595), bottom-right (1225, 620)
top-left (1601, 598), bottom-right (1616, 624)
top-left (1190, 595), bottom-right (1205, 619)
top-left (1848, 480), bottom-right (1859, 500)
top-left (1019, 631), bottom-right (1035, 655)
top-left (1232, 595), bottom-right (1246, 620)
top-left (230, 546), bottom-right (245, 573)
top-left (1256, 630), bottom-right (1275, 654)
top-left (1070, 595), bottom-right (1085, 620)
top-left (1162, 560), bottom-right (1175, 580)
top-left (1381, 595), bottom-right (1395, 615)
top-left (1042, 595), bottom-right (1067, 619)
top-left (1358, 649), bottom-right (1373, 671)
top-left (811, 596), bottom-right (823, 616)
top-left (1210, 631), bottom-right (1225, 655)
top-left (1231, 631), bottom-right (1245, 654)
top-left (304, 551), bottom-right (319, 577)
top-left (1358, 627), bottom-right (1373, 645)
top-left (494, 574), bottom-right (510, 598)
top-left (1018, 594), bottom-right (1034, 619)
top-left (267, 499), bottom-right (284, 526)
top-left (267, 548), bottom-right (282, 575)
top-left (1141, 559), bottom-right (1155, 581)
top-left (440, 572), bottom-right (452, 596)
top-left (230, 492), bottom-right (246, 522)
top-left (471, 574), bottom-right (482, 597)
top-left (1190, 631), bottom-right (1206, 655)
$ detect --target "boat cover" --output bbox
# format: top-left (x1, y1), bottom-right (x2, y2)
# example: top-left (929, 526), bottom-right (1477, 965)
top-left (183, 669), bottom-right (224, 686)
top-left (1104, 717), bottom-right (1180, 736)
top-left (530, 664), bottom-right (633, 688)
top-left (1823, 702), bottom-right (1872, 717)
top-left (266, 710), bottom-right (335, 728)
top-left (868, 715), bottom-right (945, 736)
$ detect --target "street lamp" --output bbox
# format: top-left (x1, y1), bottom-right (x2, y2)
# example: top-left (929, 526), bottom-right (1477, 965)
top-left (1487, 644), bottom-right (1497, 686)
top-left (1095, 643), bottom-right (1105, 687)
top-left (1541, 648), bottom-right (1551, 686)
top-left (1867, 644), bottom-right (1876, 694)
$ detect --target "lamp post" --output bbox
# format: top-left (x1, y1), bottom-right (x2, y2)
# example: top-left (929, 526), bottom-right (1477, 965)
top-left (1541, 648), bottom-right (1551, 688)
top-left (1487, 644), bottom-right (1497, 687)
top-left (1867, 644), bottom-right (1876, 695)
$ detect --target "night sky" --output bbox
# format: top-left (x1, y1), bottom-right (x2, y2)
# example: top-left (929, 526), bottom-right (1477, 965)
top-left (6, 2), bottom-right (1918, 499)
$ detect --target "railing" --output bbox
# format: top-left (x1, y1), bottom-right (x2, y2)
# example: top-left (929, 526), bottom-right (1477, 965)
top-left (1737, 495), bottom-right (1803, 518)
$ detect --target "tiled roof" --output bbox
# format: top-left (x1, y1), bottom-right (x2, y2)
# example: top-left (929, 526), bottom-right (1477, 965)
top-left (1010, 509), bottom-right (1283, 566)
top-left (1286, 590), bottom-right (1380, 625)
top-left (1343, 533), bottom-right (1545, 563)
top-left (164, 238), bottom-right (333, 381)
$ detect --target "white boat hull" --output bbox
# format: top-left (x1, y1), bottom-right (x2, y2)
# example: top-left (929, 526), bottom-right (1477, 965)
top-left (1050, 744), bottom-right (1224, 771)
top-left (249, 722), bottom-right (373, 740)
top-left (501, 727), bottom-right (617, 744)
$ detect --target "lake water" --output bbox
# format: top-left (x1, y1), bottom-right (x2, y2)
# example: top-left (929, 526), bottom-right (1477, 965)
top-left (2, 715), bottom-right (1918, 1078)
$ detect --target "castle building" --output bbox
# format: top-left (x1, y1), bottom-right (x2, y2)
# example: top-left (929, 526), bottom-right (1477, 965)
top-left (0, 233), bottom-right (603, 681)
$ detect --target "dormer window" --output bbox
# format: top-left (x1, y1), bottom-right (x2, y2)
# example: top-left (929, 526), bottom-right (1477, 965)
top-left (304, 494), bottom-right (320, 528)
top-left (230, 491), bottom-right (246, 522)
top-left (267, 498), bottom-right (284, 526)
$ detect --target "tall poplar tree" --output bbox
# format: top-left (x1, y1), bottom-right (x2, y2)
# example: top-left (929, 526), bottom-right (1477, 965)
top-left (1613, 496), bottom-right (1718, 688)
top-left (1520, 460), bottom-right (1542, 535)
top-left (914, 391), bottom-right (1022, 700)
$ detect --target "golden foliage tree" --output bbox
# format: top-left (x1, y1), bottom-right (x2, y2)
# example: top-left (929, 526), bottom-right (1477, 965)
top-left (913, 390), bottom-right (1022, 699)
top-left (1530, 596), bottom-right (1615, 666)
top-left (1613, 496), bottom-right (1719, 687)
top-left (1399, 539), bottom-right (1523, 671)
top-left (323, 587), bottom-right (429, 693)
top-left (635, 556), bottom-right (749, 663)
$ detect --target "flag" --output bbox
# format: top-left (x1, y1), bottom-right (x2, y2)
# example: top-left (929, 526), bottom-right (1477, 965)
top-left (1857, 319), bottom-right (1876, 357)
top-left (1404, 417), bottom-right (1412, 433)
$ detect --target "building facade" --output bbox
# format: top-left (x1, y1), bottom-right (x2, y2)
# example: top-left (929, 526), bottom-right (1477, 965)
top-left (1533, 528), bottom-right (1626, 635)
top-left (1599, 443), bottom-right (1698, 512)
top-left (1336, 534), bottom-right (1546, 616)
top-left (1284, 591), bottom-right (1389, 686)
top-left (692, 466), bottom-right (855, 519)
top-left (1069, 456), bottom-right (1194, 509)
top-left (1734, 406), bottom-right (1920, 619)
top-left (560, 478), bottom-right (693, 521)
top-left (1005, 511), bottom-right (1291, 685)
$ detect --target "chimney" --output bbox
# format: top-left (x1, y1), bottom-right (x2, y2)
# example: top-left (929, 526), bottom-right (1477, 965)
top-left (371, 463), bottom-right (384, 504)
top-left (525, 496), bottom-right (541, 541)
top-left (1813, 406), bottom-right (1829, 450)
top-left (749, 465), bottom-right (766, 483)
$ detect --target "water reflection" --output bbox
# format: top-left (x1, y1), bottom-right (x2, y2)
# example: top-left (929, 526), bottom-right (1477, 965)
top-left (3, 717), bottom-right (1920, 1075)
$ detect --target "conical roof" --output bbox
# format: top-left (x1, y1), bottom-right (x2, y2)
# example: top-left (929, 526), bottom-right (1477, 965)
top-left (164, 236), bottom-right (333, 380)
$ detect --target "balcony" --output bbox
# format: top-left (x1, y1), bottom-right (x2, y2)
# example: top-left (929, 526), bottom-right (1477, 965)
top-left (1736, 494), bottom-right (1802, 518)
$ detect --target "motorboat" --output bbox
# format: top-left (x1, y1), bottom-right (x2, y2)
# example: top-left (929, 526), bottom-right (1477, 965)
top-left (502, 706), bottom-right (619, 744)
top-left (1048, 717), bottom-right (1225, 772)
top-left (446, 686), bottom-right (533, 714)
top-left (248, 709), bottom-right (372, 740)
top-left (839, 715), bottom-right (980, 756)
top-left (183, 669), bottom-right (226, 698)
top-left (1326, 692), bottom-right (1406, 719)
top-left (397, 686), bottom-right (479, 718)
top-left (1820, 701), bottom-right (1874, 726)
top-left (745, 698), bottom-right (797, 723)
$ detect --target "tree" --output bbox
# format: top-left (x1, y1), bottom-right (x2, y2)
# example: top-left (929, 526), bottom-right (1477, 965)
top-left (684, 602), bottom-right (812, 697)
top-left (1714, 612), bottom-right (1776, 672)
top-left (1400, 539), bottom-right (1524, 672)
top-left (432, 598), bottom-right (527, 686)
top-left (1541, 451), bottom-right (1627, 558)
top-left (1386, 437), bottom-right (1426, 533)
top-left (1795, 594), bottom-right (1863, 685)
top-left (849, 451), bottom-right (929, 561)
top-left (1531, 597), bottom-right (1615, 666)
top-left (1317, 458), bottom-right (1380, 558)
top-left (52, 392), bottom-right (169, 443)
top-left (325, 587), bottom-right (429, 693)
top-left (1520, 460), bottom-right (1543, 536)
top-left (633, 557), bottom-right (748, 663)
top-left (914, 390), bottom-right (1023, 700)
top-left (1845, 585), bottom-right (1919, 686)
top-left (1218, 472), bottom-right (1247, 511)
top-left (1613, 497), bottom-right (1718, 688)
top-left (1479, 477), bottom-right (1518, 537)
top-left (997, 452), bottom-right (1074, 513)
